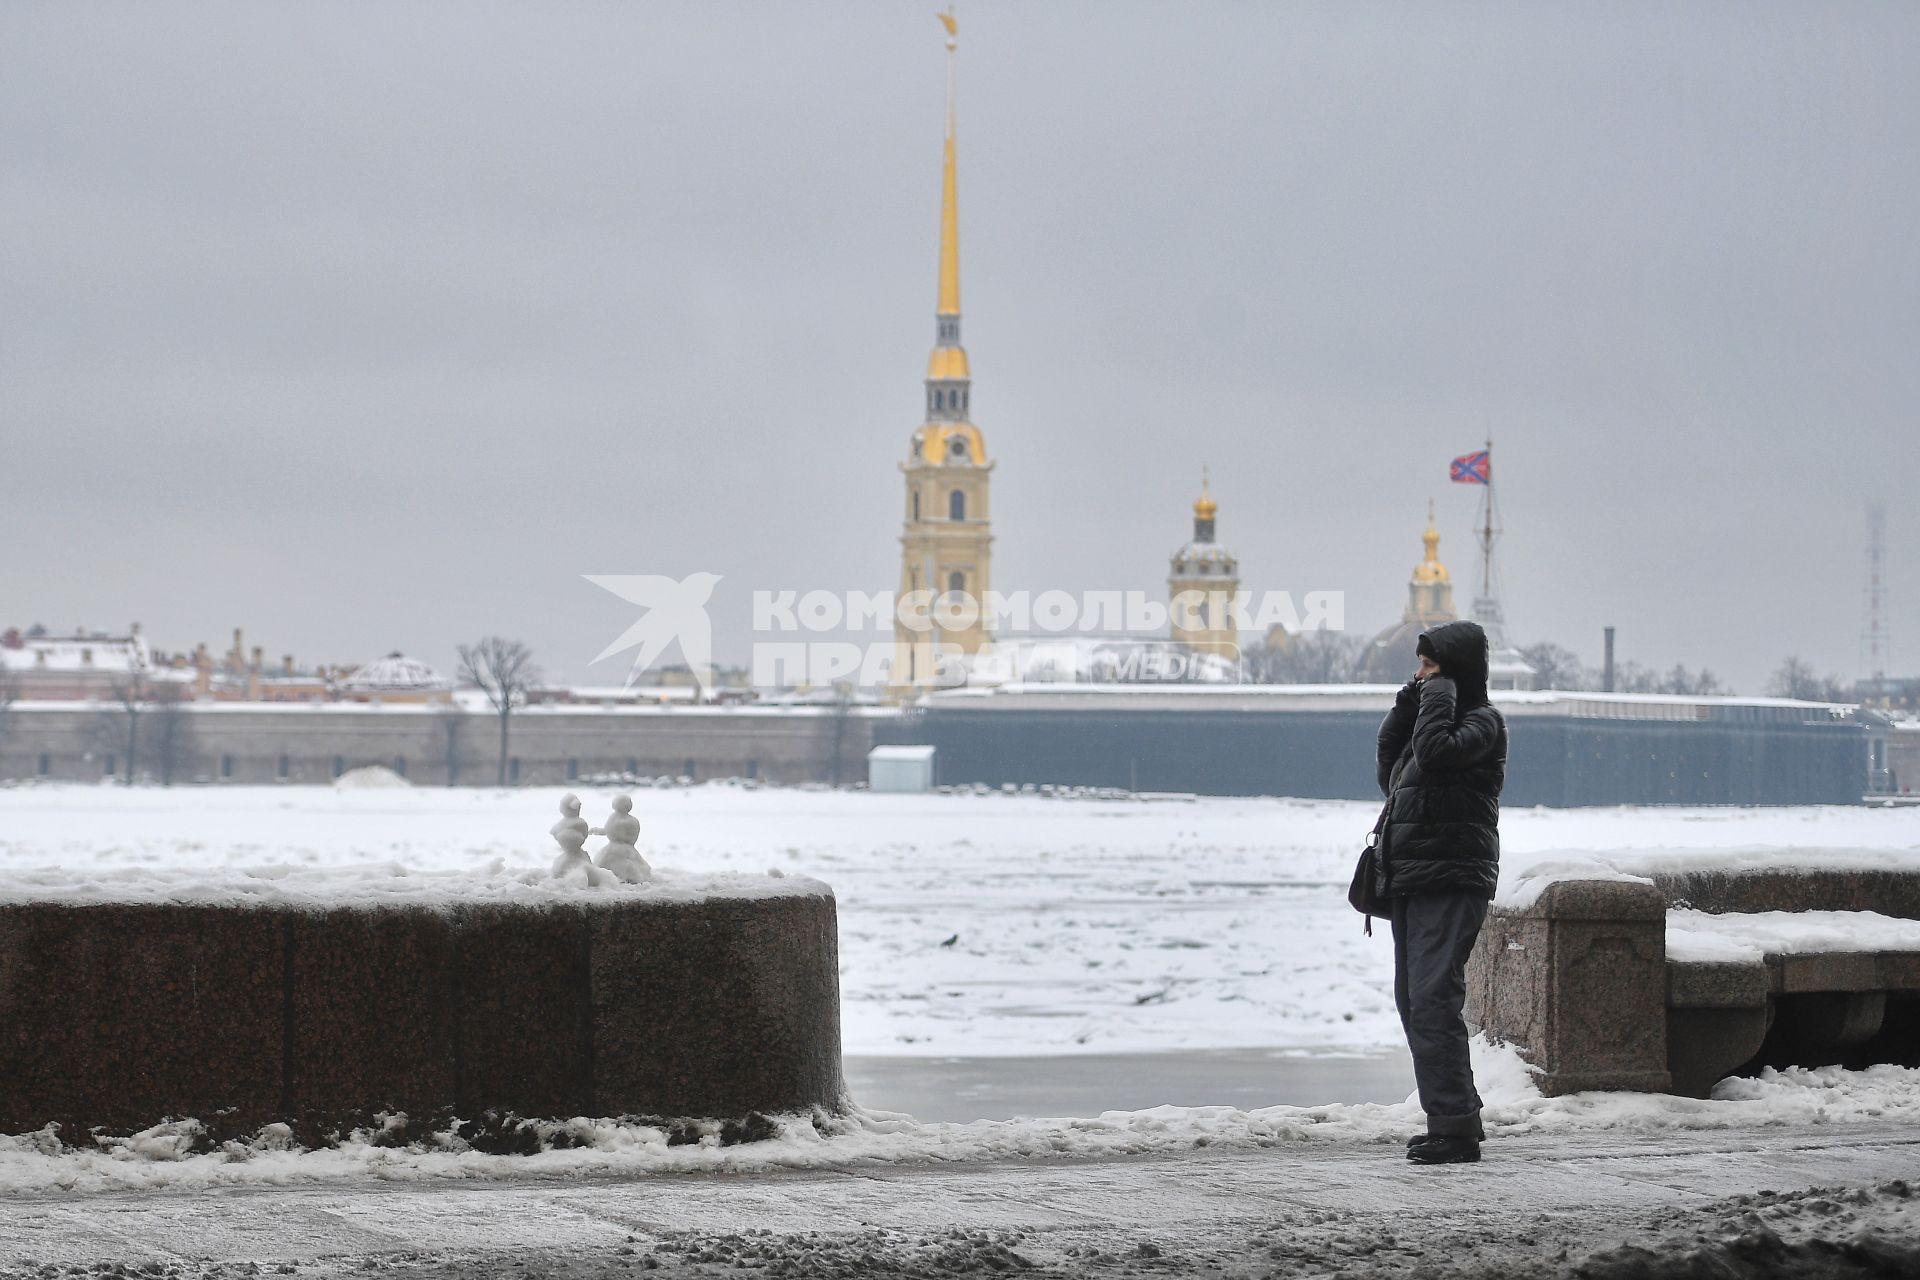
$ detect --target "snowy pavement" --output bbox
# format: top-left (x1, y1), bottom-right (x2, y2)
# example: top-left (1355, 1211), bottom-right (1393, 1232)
top-left (1, 1121), bottom-right (1916, 1278)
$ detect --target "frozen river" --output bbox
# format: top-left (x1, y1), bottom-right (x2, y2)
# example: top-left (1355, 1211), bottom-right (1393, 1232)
top-left (1, 782), bottom-right (1915, 1117)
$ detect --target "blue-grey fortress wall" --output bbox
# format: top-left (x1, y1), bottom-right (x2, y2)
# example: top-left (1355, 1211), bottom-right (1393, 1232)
top-left (0, 703), bottom-right (881, 788)
top-left (0, 688), bottom-right (1898, 805)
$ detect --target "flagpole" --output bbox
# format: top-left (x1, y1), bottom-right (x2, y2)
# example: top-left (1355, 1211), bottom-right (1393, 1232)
top-left (1479, 437), bottom-right (1496, 609)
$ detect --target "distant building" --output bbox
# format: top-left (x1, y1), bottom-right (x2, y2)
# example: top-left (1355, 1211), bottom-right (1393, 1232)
top-left (1362, 506), bottom-right (1457, 683)
top-left (1168, 475), bottom-right (1240, 658)
top-left (0, 624), bottom-right (157, 700)
top-left (179, 629), bottom-right (335, 702)
top-left (1856, 675), bottom-right (1920, 716)
top-left (337, 652), bottom-right (452, 705)
top-left (1485, 642), bottom-right (1539, 691)
top-left (868, 744), bottom-right (937, 793)
top-left (0, 623), bottom-right (420, 705)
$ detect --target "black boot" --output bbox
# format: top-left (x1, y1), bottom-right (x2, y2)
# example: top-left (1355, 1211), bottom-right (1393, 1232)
top-left (1407, 1136), bottom-right (1480, 1165)
top-left (1404, 1133), bottom-right (1442, 1150)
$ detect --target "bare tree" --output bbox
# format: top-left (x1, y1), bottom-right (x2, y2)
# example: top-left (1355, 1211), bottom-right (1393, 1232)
top-left (431, 705), bottom-right (471, 786)
top-left (1606, 660), bottom-right (1660, 694)
top-left (827, 684), bottom-right (853, 787)
top-left (1695, 670), bottom-right (1729, 697)
top-left (1248, 630), bottom-right (1366, 684)
top-left (1769, 657), bottom-right (1847, 703)
top-left (0, 663), bottom-right (18, 757)
top-left (146, 684), bottom-right (198, 785)
top-left (87, 657), bottom-right (153, 785)
top-left (1519, 642), bottom-right (1585, 691)
top-left (457, 638), bottom-right (540, 786)
top-left (1652, 665), bottom-right (1729, 697)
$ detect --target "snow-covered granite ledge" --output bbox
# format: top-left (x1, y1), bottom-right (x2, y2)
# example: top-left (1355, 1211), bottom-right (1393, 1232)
top-left (1469, 852), bottom-right (1920, 1102)
top-left (0, 862), bottom-right (832, 909)
top-left (0, 865), bottom-right (845, 1142)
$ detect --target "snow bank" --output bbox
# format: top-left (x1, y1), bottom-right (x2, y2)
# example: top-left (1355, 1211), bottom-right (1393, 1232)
top-left (3, 1039), bottom-right (1916, 1196)
top-left (1667, 909), bottom-right (1920, 963)
top-left (0, 862), bottom-right (827, 908)
top-left (332, 765), bottom-right (411, 790)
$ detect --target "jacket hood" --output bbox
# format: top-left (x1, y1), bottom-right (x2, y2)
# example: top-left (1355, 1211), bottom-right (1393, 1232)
top-left (1417, 620), bottom-right (1491, 706)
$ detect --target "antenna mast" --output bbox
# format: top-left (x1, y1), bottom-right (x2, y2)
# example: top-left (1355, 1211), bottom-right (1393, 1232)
top-left (1863, 501), bottom-right (1888, 695)
top-left (1478, 437), bottom-right (1498, 606)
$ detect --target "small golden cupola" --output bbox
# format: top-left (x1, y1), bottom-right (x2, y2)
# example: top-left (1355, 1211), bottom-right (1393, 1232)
top-left (1192, 477), bottom-right (1219, 531)
top-left (1407, 501), bottom-right (1456, 619)
top-left (1413, 500), bottom-right (1450, 585)
top-left (1359, 502), bottom-right (1461, 682)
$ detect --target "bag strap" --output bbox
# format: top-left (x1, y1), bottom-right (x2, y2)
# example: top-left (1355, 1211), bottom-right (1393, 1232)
top-left (1366, 800), bottom-right (1391, 848)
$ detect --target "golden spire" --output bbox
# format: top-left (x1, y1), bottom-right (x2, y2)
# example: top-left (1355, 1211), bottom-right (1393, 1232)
top-left (924, 7), bottom-right (970, 386)
top-left (936, 8), bottom-right (960, 318)
top-left (1414, 500), bottom-right (1450, 583)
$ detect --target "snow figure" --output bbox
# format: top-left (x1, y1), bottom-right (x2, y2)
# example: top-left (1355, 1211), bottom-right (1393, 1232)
top-left (591, 793), bottom-right (652, 884)
top-left (549, 792), bottom-right (595, 882)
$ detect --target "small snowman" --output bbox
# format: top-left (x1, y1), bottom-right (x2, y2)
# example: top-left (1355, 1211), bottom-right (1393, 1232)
top-left (549, 793), bottom-right (598, 884)
top-left (592, 794), bottom-right (652, 884)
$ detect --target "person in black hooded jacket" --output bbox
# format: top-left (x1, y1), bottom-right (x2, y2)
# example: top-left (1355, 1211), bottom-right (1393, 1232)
top-left (1373, 619), bottom-right (1507, 1165)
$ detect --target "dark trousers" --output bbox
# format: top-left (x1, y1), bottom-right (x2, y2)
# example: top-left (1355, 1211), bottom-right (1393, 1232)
top-left (1391, 891), bottom-right (1489, 1138)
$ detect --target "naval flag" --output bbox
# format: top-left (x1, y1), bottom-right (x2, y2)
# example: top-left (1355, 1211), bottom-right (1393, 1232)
top-left (1450, 450), bottom-right (1490, 485)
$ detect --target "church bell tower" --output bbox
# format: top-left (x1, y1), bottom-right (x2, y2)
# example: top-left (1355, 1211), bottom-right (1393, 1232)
top-left (894, 11), bottom-right (993, 691)
top-left (1168, 473), bottom-right (1240, 657)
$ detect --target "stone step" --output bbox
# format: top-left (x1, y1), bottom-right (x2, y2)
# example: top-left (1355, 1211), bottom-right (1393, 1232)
top-left (1667, 950), bottom-right (1920, 1006)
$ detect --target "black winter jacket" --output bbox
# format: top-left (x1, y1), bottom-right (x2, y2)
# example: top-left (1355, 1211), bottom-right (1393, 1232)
top-left (1373, 621), bottom-right (1507, 899)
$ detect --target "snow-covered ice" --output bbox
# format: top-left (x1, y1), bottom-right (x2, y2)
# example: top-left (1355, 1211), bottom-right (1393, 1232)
top-left (1, 784), bottom-right (1916, 1056)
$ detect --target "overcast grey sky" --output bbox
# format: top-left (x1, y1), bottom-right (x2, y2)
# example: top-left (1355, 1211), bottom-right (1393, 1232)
top-left (3, 1), bottom-right (1915, 692)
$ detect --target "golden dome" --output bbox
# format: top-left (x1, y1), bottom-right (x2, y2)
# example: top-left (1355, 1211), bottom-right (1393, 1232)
top-left (1412, 503), bottom-right (1450, 584)
top-left (1193, 471), bottom-right (1217, 520)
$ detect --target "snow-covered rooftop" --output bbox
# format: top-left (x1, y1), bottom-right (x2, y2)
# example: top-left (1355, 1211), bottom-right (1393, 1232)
top-left (339, 652), bottom-right (451, 692)
top-left (868, 744), bottom-right (937, 762)
top-left (0, 633), bottom-right (150, 674)
top-left (924, 682), bottom-right (1857, 720)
